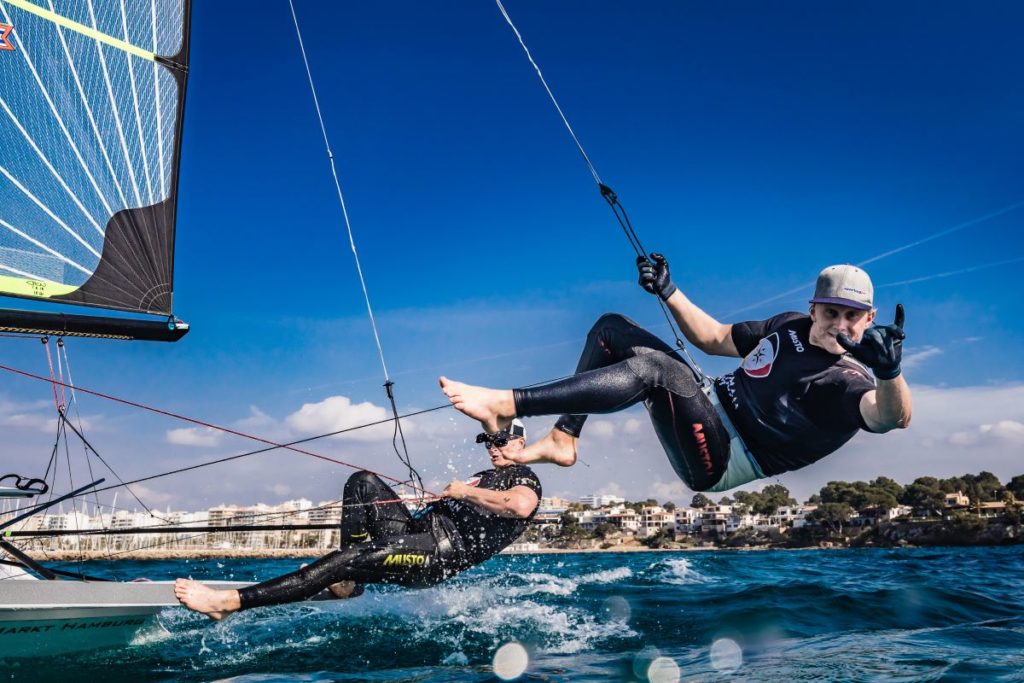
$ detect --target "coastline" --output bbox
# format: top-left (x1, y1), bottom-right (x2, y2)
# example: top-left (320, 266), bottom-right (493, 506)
top-left (29, 545), bottom-right (720, 562)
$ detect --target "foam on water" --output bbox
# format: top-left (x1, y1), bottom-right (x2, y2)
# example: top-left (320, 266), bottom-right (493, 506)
top-left (14, 547), bottom-right (1024, 682)
top-left (646, 556), bottom-right (713, 585)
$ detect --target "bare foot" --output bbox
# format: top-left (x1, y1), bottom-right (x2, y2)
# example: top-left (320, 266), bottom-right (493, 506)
top-left (174, 578), bottom-right (241, 621)
top-left (327, 581), bottom-right (362, 599)
top-left (438, 376), bottom-right (516, 432)
top-left (507, 428), bottom-right (578, 467)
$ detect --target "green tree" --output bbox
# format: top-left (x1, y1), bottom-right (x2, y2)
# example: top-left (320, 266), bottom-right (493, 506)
top-left (593, 523), bottom-right (618, 540)
top-left (641, 528), bottom-right (674, 549)
top-left (807, 502), bottom-right (854, 534)
top-left (1007, 475), bottom-right (1024, 501)
top-left (732, 490), bottom-right (758, 515)
top-left (901, 482), bottom-right (946, 516)
top-left (662, 502), bottom-right (677, 512)
top-left (691, 493), bottom-right (711, 509)
top-left (757, 484), bottom-right (797, 515)
top-left (557, 512), bottom-right (585, 543)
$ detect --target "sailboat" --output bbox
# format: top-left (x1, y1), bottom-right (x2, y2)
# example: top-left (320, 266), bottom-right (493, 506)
top-left (0, 0), bottom-right (409, 657)
top-left (0, 0), bottom-right (197, 656)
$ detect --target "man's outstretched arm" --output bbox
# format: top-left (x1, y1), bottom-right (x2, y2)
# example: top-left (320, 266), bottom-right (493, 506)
top-left (443, 481), bottom-right (539, 519)
top-left (860, 376), bottom-right (913, 433)
top-left (637, 254), bottom-right (739, 357)
top-left (842, 304), bottom-right (913, 433)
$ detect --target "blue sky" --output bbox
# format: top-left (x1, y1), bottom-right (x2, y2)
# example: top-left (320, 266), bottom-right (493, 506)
top-left (3, 1), bottom-right (1023, 511)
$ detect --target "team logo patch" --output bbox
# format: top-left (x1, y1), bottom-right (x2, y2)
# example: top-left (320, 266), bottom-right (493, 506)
top-left (742, 332), bottom-right (779, 378)
top-left (0, 24), bottom-right (14, 52)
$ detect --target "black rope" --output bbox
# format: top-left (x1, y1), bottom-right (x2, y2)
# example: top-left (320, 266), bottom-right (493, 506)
top-left (57, 407), bottom-right (160, 519)
top-left (385, 381), bottom-right (425, 499)
top-left (495, 4), bottom-right (708, 384)
top-left (0, 474), bottom-right (48, 495)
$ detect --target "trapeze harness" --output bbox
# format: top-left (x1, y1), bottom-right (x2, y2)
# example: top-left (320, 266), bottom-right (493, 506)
top-left (237, 467), bottom-right (541, 609)
top-left (513, 312), bottom-right (877, 492)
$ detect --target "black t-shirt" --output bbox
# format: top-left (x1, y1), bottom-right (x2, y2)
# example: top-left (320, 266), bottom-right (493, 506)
top-left (432, 465), bottom-right (542, 565)
top-left (713, 313), bottom-right (877, 476)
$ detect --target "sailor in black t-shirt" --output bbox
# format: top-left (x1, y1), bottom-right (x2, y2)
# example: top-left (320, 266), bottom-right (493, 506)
top-left (174, 420), bottom-right (541, 620)
top-left (439, 258), bottom-right (912, 493)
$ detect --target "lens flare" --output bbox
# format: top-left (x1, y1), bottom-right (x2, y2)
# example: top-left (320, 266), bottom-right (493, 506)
top-left (710, 637), bottom-right (743, 673)
top-left (493, 641), bottom-right (529, 680)
top-left (601, 595), bottom-right (632, 621)
top-left (632, 646), bottom-right (661, 679)
top-left (647, 656), bottom-right (681, 683)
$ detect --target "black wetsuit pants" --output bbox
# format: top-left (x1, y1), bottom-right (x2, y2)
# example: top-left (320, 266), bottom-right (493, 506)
top-left (238, 472), bottom-right (467, 610)
top-left (513, 313), bottom-right (731, 491)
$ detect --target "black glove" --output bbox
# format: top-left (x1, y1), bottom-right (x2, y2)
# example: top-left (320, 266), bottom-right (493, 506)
top-left (837, 304), bottom-right (905, 380)
top-left (636, 252), bottom-right (677, 301)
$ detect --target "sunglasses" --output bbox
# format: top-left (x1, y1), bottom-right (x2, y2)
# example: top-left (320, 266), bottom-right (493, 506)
top-left (476, 431), bottom-right (519, 448)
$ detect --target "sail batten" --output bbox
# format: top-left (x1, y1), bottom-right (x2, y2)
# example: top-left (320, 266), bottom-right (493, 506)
top-left (0, 0), bottom-right (191, 339)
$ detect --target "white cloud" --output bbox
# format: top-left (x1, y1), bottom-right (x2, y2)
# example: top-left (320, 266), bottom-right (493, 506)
top-left (596, 481), bottom-right (625, 497)
top-left (129, 484), bottom-right (175, 506)
top-left (166, 426), bottom-right (223, 448)
top-left (648, 479), bottom-right (690, 503)
top-left (623, 418), bottom-right (644, 435)
top-left (235, 405), bottom-right (277, 432)
top-left (949, 420), bottom-right (1024, 447)
top-left (902, 345), bottom-right (942, 371)
top-left (0, 412), bottom-right (56, 432)
top-left (285, 395), bottom-right (405, 442)
top-left (589, 420), bottom-right (616, 438)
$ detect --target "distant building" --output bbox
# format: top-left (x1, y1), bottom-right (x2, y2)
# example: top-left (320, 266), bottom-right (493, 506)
top-left (673, 507), bottom-right (702, 534)
top-left (579, 493), bottom-right (626, 509)
top-left (944, 491), bottom-right (970, 508)
top-left (539, 496), bottom-right (572, 512)
top-left (639, 506), bottom-right (674, 537)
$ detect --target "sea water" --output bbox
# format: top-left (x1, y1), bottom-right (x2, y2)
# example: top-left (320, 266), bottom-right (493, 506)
top-left (4, 546), bottom-right (1024, 682)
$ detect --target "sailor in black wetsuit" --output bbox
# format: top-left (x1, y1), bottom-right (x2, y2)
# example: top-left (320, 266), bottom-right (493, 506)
top-left (174, 420), bottom-right (541, 619)
top-left (440, 257), bottom-right (912, 493)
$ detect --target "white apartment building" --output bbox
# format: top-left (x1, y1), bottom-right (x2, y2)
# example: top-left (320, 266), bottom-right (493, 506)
top-left (639, 506), bottom-right (675, 537)
top-left (674, 507), bottom-right (702, 534)
top-left (579, 493), bottom-right (626, 509)
top-left (701, 504), bottom-right (740, 535)
top-left (604, 505), bottom-right (640, 533)
top-left (539, 496), bottom-right (572, 512)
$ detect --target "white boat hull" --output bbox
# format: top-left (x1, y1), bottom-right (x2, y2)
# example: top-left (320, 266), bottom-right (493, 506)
top-left (0, 581), bottom-right (176, 658)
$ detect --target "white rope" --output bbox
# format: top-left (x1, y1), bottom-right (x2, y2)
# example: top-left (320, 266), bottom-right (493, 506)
top-left (287, 0), bottom-right (390, 381)
top-left (494, 0), bottom-right (603, 188)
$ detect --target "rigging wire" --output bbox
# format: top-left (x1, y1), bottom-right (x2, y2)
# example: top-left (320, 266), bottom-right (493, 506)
top-left (0, 360), bottom-right (444, 518)
top-left (287, 0), bottom-right (423, 495)
top-left (59, 339), bottom-right (108, 532)
top-left (493, 0), bottom-right (708, 384)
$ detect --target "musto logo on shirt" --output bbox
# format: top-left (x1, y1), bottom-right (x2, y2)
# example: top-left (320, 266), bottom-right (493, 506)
top-left (383, 553), bottom-right (429, 566)
top-left (742, 332), bottom-right (779, 378)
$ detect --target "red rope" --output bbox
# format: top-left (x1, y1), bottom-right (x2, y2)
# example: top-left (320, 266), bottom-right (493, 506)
top-left (0, 361), bottom-right (438, 498)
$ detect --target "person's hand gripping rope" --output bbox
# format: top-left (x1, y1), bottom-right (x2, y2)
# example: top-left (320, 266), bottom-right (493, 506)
top-left (636, 253), bottom-right (677, 301)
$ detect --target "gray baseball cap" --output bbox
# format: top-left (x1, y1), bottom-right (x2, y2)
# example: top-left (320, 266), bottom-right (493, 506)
top-left (508, 418), bottom-right (526, 439)
top-left (810, 265), bottom-right (874, 310)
